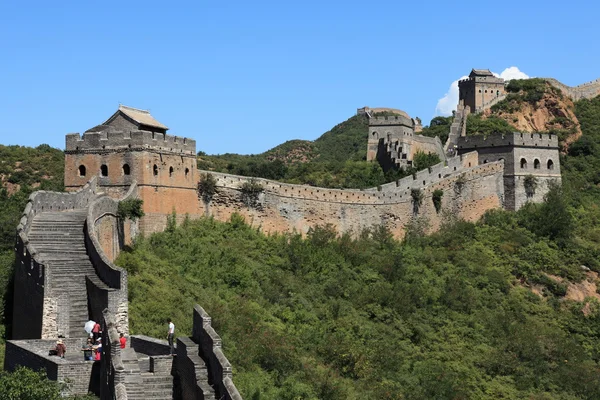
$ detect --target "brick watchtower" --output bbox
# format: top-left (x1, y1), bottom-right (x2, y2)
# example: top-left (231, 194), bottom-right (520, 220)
top-left (457, 132), bottom-right (561, 210)
top-left (64, 105), bottom-right (201, 233)
top-left (458, 69), bottom-right (506, 113)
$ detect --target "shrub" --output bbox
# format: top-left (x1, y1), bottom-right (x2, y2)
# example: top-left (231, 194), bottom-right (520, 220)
top-left (117, 198), bottom-right (145, 221)
top-left (411, 188), bottom-right (424, 215)
top-left (240, 179), bottom-right (264, 207)
top-left (0, 366), bottom-right (62, 399)
top-left (198, 173), bottom-right (218, 203)
top-left (454, 174), bottom-right (467, 194)
top-left (432, 189), bottom-right (443, 213)
top-left (523, 175), bottom-right (538, 198)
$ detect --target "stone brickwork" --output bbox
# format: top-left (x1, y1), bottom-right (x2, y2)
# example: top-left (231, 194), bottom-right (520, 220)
top-left (13, 178), bottom-right (99, 339)
top-left (189, 305), bottom-right (242, 400)
top-left (366, 112), bottom-right (445, 171)
top-left (458, 69), bottom-right (506, 113)
top-left (545, 77), bottom-right (600, 101)
top-left (202, 152), bottom-right (503, 238)
top-left (457, 132), bottom-right (561, 210)
top-left (65, 128), bottom-right (200, 236)
top-left (5, 338), bottom-right (98, 397)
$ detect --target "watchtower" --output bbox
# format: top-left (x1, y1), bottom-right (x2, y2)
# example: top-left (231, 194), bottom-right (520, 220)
top-left (457, 132), bottom-right (561, 210)
top-left (64, 105), bottom-right (201, 233)
top-left (458, 69), bottom-right (506, 113)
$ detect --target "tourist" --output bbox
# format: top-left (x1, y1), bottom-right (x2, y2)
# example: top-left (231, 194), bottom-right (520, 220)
top-left (119, 333), bottom-right (126, 349)
top-left (92, 322), bottom-right (102, 342)
top-left (167, 318), bottom-right (175, 355)
top-left (53, 339), bottom-right (66, 358)
top-left (93, 338), bottom-right (102, 361)
top-left (82, 338), bottom-right (93, 361)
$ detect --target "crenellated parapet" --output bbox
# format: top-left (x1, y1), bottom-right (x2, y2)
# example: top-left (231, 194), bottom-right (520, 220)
top-left (66, 130), bottom-right (196, 155)
top-left (458, 132), bottom-right (559, 150)
top-left (545, 77), bottom-right (600, 101)
top-left (369, 115), bottom-right (414, 127)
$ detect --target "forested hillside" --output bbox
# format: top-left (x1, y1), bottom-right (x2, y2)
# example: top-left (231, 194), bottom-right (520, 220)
top-left (116, 95), bottom-right (600, 399)
top-left (1, 94), bottom-right (600, 399)
top-left (197, 114), bottom-right (443, 188)
top-left (0, 144), bottom-right (64, 365)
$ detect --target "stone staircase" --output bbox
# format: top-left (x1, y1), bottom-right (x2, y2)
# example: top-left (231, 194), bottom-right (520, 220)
top-left (122, 353), bottom-right (175, 400)
top-left (28, 210), bottom-right (109, 338)
top-left (178, 337), bottom-right (216, 399)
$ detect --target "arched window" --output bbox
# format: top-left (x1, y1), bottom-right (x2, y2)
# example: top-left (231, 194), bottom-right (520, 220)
top-left (185, 168), bottom-right (190, 177)
top-left (153, 164), bottom-right (158, 176)
top-left (123, 164), bottom-right (130, 175)
top-left (547, 159), bottom-right (554, 170)
top-left (100, 165), bottom-right (108, 177)
top-left (78, 165), bottom-right (86, 177)
top-left (372, 131), bottom-right (378, 138)
top-left (520, 158), bottom-right (527, 169)
top-left (169, 166), bottom-right (174, 177)
top-left (534, 159), bottom-right (540, 169)
top-left (483, 159), bottom-right (488, 164)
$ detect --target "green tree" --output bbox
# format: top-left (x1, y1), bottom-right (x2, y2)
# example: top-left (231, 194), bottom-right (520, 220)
top-left (0, 367), bottom-right (62, 399)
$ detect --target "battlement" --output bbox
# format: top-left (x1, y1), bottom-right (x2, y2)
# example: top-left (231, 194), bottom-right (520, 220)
top-left (459, 76), bottom-right (505, 85)
top-left (369, 115), bottom-right (413, 127)
top-left (66, 130), bottom-right (196, 155)
top-left (458, 132), bottom-right (558, 150)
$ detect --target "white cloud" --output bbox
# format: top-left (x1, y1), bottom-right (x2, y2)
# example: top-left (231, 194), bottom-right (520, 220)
top-left (435, 67), bottom-right (530, 117)
top-left (435, 76), bottom-right (467, 117)
top-left (493, 66), bottom-right (530, 81)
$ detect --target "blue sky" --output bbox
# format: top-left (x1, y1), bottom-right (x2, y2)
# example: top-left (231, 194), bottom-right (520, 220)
top-left (0, 1), bottom-right (597, 154)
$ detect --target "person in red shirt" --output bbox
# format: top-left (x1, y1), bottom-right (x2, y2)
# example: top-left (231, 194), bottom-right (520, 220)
top-left (92, 322), bottom-right (101, 342)
top-left (119, 333), bottom-right (126, 349)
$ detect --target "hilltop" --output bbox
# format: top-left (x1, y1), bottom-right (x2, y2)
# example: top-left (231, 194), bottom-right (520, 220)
top-left (475, 79), bottom-right (582, 148)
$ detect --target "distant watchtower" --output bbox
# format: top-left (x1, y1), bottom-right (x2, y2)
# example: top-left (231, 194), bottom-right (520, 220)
top-left (458, 69), bottom-right (506, 113)
top-left (64, 105), bottom-right (200, 233)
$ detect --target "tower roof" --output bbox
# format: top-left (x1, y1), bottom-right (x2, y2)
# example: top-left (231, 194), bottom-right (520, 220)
top-left (469, 69), bottom-right (495, 77)
top-left (103, 105), bottom-right (169, 131)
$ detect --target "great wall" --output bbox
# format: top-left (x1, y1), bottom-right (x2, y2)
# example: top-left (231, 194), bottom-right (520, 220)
top-left (5, 70), bottom-right (594, 398)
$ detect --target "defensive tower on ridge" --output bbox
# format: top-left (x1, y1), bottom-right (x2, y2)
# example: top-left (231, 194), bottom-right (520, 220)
top-left (64, 105), bottom-right (201, 234)
top-left (458, 69), bottom-right (506, 113)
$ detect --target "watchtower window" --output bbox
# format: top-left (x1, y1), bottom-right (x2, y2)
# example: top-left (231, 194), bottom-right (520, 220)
top-left (123, 164), bottom-right (130, 175)
top-left (153, 164), bottom-right (158, 176)
top-left (185, 168), bottom-right (190, 177)
top-left (520, 158), bottom-right (527, 169)
top-left (547, 159), bottom-right (554, 170)
top-left (78, 165), bottom-right (86, 177)
top-left (169, 166), bottom-right (174, 177)
top-left (100, 165), bottom-right (108, 177)
top-left (534, 159), bottom-right (540, 169)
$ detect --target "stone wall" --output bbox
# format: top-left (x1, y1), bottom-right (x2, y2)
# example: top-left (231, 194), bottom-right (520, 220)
top-left (458, 75), bottom-right (506, 112)
top-left (545, 77), bottom-right (600, 101)
top-left (4, 339), bottom-right (98, 396)
top-left (13, 178), bottom-right (99, 339)
top-left (191, 305), bottom-right (242, 400)
top-left (201, 152), bottom-right (503, 238)
top-left (85, 184), bottom-right (137, 334)
top-left (458, 132), bottom-right (561, 211)
top-left (130, 335), bottom-right (172, 356)
top-left (65, 130), bottom-right (201, 236)
top-left (66, 130), bottom-right (196, 155)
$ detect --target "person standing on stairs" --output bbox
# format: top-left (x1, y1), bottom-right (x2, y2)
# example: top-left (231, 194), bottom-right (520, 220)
top-left (167, 318), bottom-right (175, 356)
top-left (92, 321), bottom-right (102, 342)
